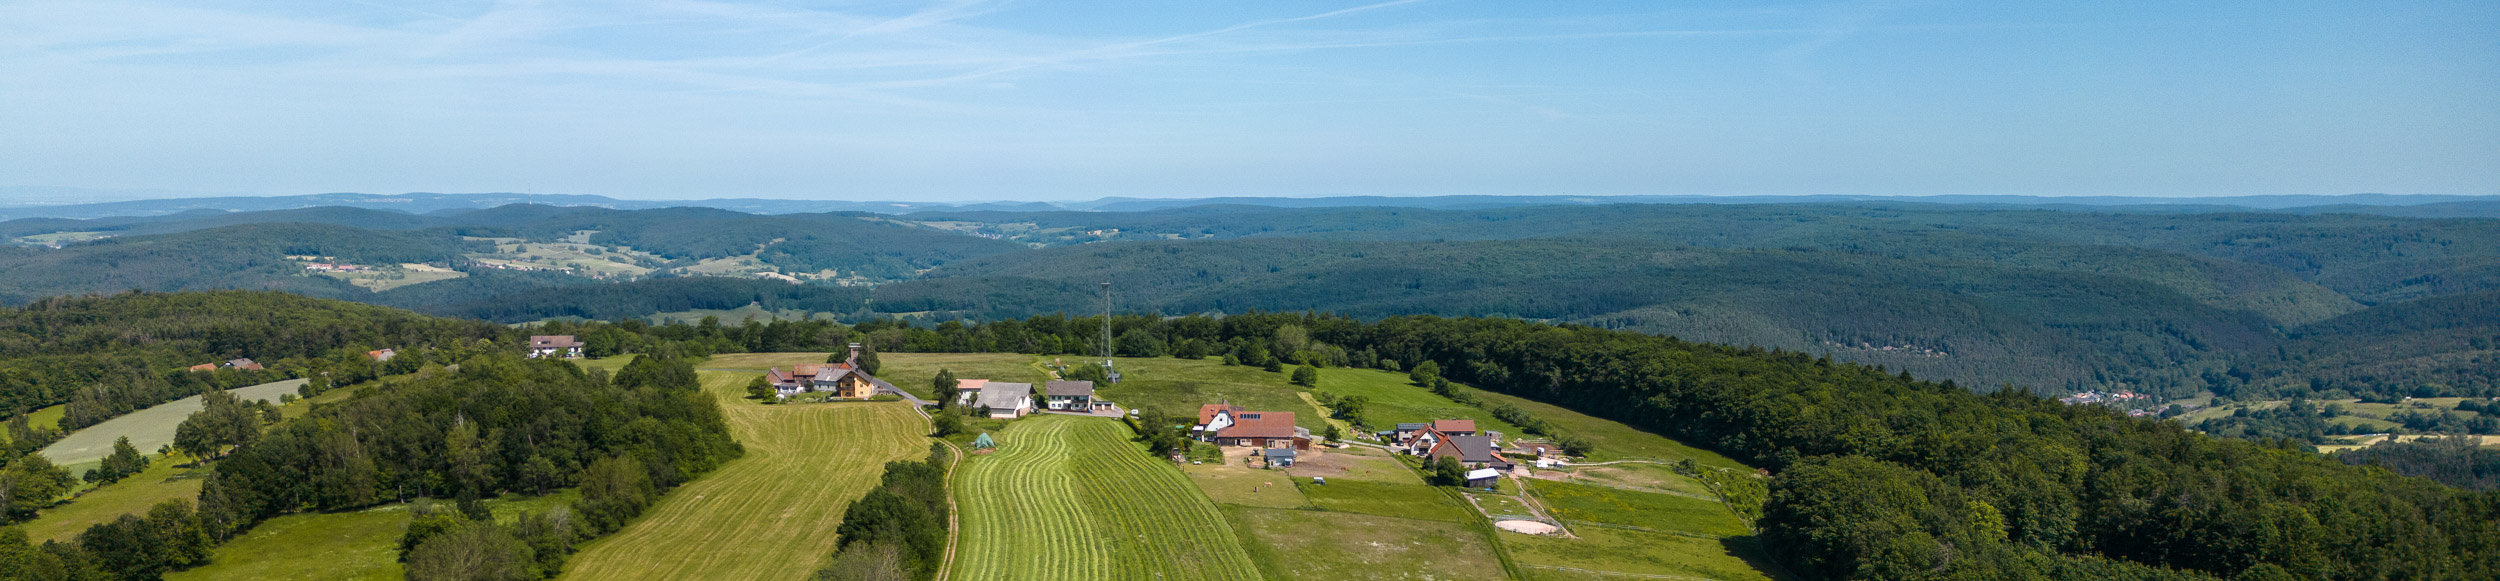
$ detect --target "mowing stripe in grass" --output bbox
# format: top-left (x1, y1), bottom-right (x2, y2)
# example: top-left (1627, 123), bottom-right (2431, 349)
top-left (952, 415), bottom-right (1259, 581)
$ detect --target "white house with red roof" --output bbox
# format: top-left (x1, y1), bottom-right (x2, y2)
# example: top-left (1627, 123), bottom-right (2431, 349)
top-left (1213, 410), bottom-right (1310, 450)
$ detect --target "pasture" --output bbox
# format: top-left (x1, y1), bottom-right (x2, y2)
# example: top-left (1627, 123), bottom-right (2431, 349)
top-left (0, 403), bottom-right (66, 446)
top-left (1532, 479), bottom-right (1750, 538)
top-left (1091, 357), bottom-right (1329, 431)
top-left (20, 454), bottom-right (209, 542)
top-left (1311, 368), bottom-right (1526, 436)
top-left (41, 379), bottom-right (305, 468)
top-left (170, 494), bottom-right (576, 581)
top-left (951, 414), bottom-right (1259, 581)
top-left (1296, 478), bottom-right (1471, 523)
top-left (1504, 525), bottom-right (1784, 581)
top-left (1223, 505), bottom-right (1507, 581)
top-left (560, 369), bottom-right (930, 580)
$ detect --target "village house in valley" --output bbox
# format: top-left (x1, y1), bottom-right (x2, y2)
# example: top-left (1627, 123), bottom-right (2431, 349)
top-left (528, 335), bottom-right (583, 359)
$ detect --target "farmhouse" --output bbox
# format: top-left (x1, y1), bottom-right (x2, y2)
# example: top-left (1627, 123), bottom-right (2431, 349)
top-left (1193, 404), bottom-right (1244, 440)
top-left (977, 382), bottom-right (1034, 419)
top-left (952, 379), bottom-right (991, 407)
top-left (224, 358), bottom-right (264, 371)
top-left (1425, 433), bottom-right (1514, 471)
top-left (765, 363), bottom-right (878, 399)
top-left (1043, 380), bottom-right (1095, 411)
top-left (367, 348), bottom-right (396, 362)
top-left (1431, 419), bottom-right (1478, 437)
top-left (1214, 411), bottom-right (1310, 450)
top-left (528, 335), bottom-right (583, 359)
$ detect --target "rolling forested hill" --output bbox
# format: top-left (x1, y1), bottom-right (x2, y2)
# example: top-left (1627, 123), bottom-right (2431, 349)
top-left (3, 201), bottom-right (2495, 402)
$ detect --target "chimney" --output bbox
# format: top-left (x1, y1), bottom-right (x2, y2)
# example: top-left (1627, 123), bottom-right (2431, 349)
top-left (847, 342), bottom-right (862, 364)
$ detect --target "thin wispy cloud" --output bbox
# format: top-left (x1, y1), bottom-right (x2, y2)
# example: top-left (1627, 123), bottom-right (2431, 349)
top-left (0, 0), bottom-right (2489, 200)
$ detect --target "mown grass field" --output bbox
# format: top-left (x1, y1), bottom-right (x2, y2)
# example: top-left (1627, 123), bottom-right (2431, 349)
top-left (21, 454), bottom-right (209, 542)
top-left (41, 379), bottom-right (305, 469)
top-left (1223, 505), bottom-right (1507, 581)
top-left (1297, 478), bottom-right (1472, 523)
top-left (1544, 462), bottom-right (1715, 497)
top-left (1506, 525), bottom-right (1783, 581)
top-left (1533, 479), bottom-right (1750, 538)
top-left (952, 414), bottom-right (1259, 581)
top-left (1312, 367), bottom-right (1527, 435)
top-left (0, 403), bottom-right (67, 446)
top-left (1092, 357), bottom-right (1330, 430)
top-left (560, 368), bottom-right (930, 580)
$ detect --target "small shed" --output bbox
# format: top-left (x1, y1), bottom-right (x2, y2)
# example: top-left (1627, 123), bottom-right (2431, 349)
top-left (1264, 448), bottom-right (1298, 468)
top-left (1465, 468), bottom-right (1500, 488)
top-left (971, 433), bottom-right (996, 449)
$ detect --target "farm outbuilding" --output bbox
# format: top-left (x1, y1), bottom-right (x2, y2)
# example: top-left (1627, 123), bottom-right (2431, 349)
top-left (1263, 448), bottom-right (1297, 467)
top-left (1465, 468), bottom-right (1500, 488)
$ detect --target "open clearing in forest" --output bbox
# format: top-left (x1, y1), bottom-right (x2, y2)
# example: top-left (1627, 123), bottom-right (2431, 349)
top-left (952, 414), bottom-right (1259, 581)
top-left (21, 454), bottom-right (209, 542)
top-left (559, 367), bottom-right (930, 580)
top-left (41, 379), bottom-right (305, 469)
top-left (169, 494), bottom-right (574, 581)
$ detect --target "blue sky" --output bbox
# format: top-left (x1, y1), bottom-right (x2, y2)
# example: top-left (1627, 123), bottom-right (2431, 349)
top-left (0, 0), bottom-right (2493, 201)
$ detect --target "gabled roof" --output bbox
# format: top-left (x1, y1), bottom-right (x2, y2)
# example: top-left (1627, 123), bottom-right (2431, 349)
top-left (1217, 411), bottom-right (1297, 440)
top-left (1198, 404), bottom-right (1242, 425)
top-left (1395, 423), bottom-right (1429, 431)
top-left (978, 382), bottom-right (1032, 410)
top-left (1432, 419), bottom-right (1477, 434)
top-left (955, 379), bottom-right (990, 391)
top-left (1045, 380), bottom-right (1095, 397)
top-left (1264, 448), bottom-right (1297, 459)
top-left (1447, 435), bottom-right (1498, 463)
top-left (529, 335), bottom-right (581, 348)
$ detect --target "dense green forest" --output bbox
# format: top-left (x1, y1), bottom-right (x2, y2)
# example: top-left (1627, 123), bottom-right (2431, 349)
top-left (4, 202), bottom-right (2496, 404)
top-left (0, 292), bottom-right (510, 429)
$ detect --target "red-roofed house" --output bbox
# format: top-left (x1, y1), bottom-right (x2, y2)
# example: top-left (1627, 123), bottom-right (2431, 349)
top-left (1193, 403), bottom-right (1244, 440)
top-left (1430, 419), bottom-right (1477, 436)
top-left (1214, 411), bottom-right (1310, 450)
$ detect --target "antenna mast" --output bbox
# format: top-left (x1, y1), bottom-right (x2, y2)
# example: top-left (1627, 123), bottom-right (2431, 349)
top-left (1100, 282), bottom-right (1119, 383)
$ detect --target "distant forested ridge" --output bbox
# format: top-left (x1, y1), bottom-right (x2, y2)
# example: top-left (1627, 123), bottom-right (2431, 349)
top-left (4, 201), bottom-right (2496, 402)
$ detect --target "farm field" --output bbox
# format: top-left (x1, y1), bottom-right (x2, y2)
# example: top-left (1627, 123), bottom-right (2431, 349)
top-left (698, 351), bottom-right (840, 372)
top-left (880, 352), bottom-right (1052, 400)
top-left (1296, 478), bottom-right (1472, 523)
top-left (643, 305), bottom-right (841, 326)
top-left (1505, 525), bottom-right (1784, 581)
top-left (1091, 356), bottom-right (1329, 431)
top-left (313, 263), bottom-right (467, 291)
top-left (170, 494), bottom-right (575, 581)
top-left (1532, 479), bottom-right (1750, 539)
top-left (1311, 367), bottom-right (1526, 436)
top-left (952, 414), bottom-right (1259, 581)
top-left (20, 454), bottom-right (208, 542)
top-left (1222, 505), bottom-right (1507, 581)
top-left (560, 368), bottom-right (929, 580)
top-left (41, 379), bottom-right (305, 468)
top-left (1541, 462), bottom-right (1715, 498)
